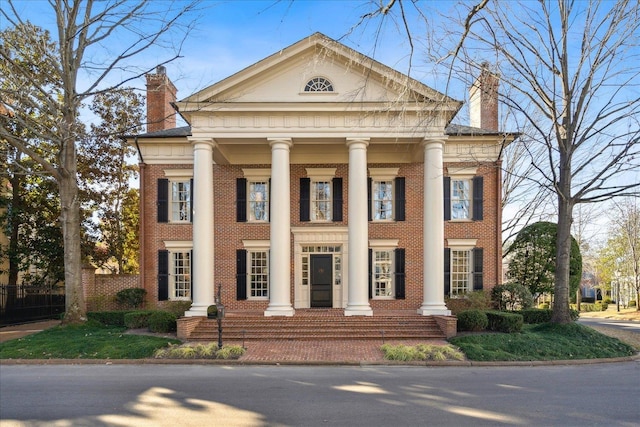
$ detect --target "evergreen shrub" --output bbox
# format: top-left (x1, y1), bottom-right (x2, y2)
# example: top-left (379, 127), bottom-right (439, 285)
top-left (457, 309), bottom-right (489, 331)
top-left (124, 310), bottom-right (156, 329)
top-left (486, 311), bottom-right (523, 333)
top-left (148, 311), bottom-right (177, 333)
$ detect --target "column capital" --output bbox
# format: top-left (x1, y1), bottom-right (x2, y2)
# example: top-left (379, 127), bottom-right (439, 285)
top-left (268, 137), bottom-right (293, 149)
top-left (346, 137), bottom-right (370, 148)
top-left (421, 135), bottom-right (448, 148)
top-left (188, 136), bottom-right (217, 149)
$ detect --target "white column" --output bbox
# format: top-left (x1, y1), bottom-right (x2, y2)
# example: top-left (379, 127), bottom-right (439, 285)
top-left (265, 138), bottom-right (295, 316)
top-left (345, 138), bottom-right (373, 316)
top-left (185, 138), bottom-right (216, 317)
top-left (418, 138), bottom-right (451, 315)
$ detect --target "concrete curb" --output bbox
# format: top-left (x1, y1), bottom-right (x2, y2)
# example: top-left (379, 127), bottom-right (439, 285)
top-left (2, 352), bottom-right (638, 367)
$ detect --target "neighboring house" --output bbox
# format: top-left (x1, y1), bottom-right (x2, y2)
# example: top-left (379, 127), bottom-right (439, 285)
top-left (132, 33), bottom-right (514, 319)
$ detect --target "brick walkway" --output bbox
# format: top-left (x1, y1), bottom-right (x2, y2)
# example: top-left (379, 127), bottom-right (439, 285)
top-left (223, 338), bottom-right (449, 363)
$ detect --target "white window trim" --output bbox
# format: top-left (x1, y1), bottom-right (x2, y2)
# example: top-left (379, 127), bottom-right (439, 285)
top-left (163, 240), bottom-right (193, 301)
top-left (369, 168), bottom-right (399, 222)
top-left (306, 168), bottom-right (336, 223)
top-left (450, 177), bottom-right (473, 222)
top-left (370, 239), bottom-right (399, 299)
top-left (243, 169), bottom-right (271, 223)
top-left (243, 240), bottom-right (270, 300)
top-left (447, 239), bottom-right (477, 297)
top-left (164, 169), bottom-right (193, 224)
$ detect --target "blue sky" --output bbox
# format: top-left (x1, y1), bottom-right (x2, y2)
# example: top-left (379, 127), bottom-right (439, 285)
top-left (4, 0), bottom-right (464, 104)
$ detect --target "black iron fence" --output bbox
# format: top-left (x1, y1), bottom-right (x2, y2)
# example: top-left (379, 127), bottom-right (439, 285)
top-left (0, 284), bottom-right (65, 325)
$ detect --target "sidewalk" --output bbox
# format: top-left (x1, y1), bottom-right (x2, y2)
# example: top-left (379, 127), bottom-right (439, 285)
top-left (0, 320), bottom-right (61, 344)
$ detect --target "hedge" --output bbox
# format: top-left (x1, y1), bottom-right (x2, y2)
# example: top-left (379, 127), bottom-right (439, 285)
top-left (457, 309), bottom-right (489, 332)
top-left (124, 310), bottom-right (157, 329)
top-left (87, 311), bottom-right (130, 326)
top-left (148, 311), bottom-right (177, 333)
top-left (486, 311), bottom-right (523, 333)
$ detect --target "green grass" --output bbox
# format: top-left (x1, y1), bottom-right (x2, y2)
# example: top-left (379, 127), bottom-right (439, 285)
top-left (449, 323), bottom-right (637, 362)
top-left (381, 343), bottom-right (465, 361)
top-left (0, 322), bottom-right (180, 359)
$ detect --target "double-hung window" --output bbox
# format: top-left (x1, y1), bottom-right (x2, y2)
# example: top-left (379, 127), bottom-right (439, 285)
top-left (237, 169), bottom-right (270, 223)
top-left (311, 180), bottom-right (332, 221)
top-left (158, 241), bottom-right (192, 301)
top-left (236, 240), bottom-right (270, 300)
top-left (157, 170), bottom-right (193, 223)
top-left (373, 249), bottom-right (394, 297)
top-left (368, 168), bottom-right (405, 221)
top-left (444, 168), bottom-right (483, 221)
top-left (248, 181), bottom-right (269, 222)
top-left (369, 240), bottom-right (405, 300)
top-left (444, 239), bottom-right (483, 297)
top-left (300, 168), bottom-right (342, 223)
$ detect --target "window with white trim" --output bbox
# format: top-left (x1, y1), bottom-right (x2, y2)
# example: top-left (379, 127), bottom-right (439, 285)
top-left (161, 240), bottom-right (193, 301)
top-left (372, 180), bottom-right (394, 220)
top-left (248, 181), bottom-right (269, 221)
top-left (373, 249), bottom-right (394, 297)
top-left (249, 250), bottom-right (269, 298)
top-left (171, 180), bottom-right (191, 222)
top-left (451, 249), bottom-right (471, 296)
top-left (304, 77), bottom-right (334, 92)
top-left (311, 180), bottom-right (332, 221)
top-left (172, 251), bottom-right (191, 299)
top-left (369, 168), bottom-right (404, 222)
top-left (451, 179), bottom-right (471, 220)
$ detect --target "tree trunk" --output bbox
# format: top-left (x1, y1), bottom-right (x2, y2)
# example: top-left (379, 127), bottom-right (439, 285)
top-left (552, 153), bottom-right (574, 324)
top-left (59, 171), bottom-right (86, 323)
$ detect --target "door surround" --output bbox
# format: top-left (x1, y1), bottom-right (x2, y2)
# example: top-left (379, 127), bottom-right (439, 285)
top-left (292, 227), bottom-right (348, 309)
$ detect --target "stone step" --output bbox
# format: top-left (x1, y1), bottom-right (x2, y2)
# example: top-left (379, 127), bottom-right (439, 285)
top-left (187, 315), bottom-right (447, 341)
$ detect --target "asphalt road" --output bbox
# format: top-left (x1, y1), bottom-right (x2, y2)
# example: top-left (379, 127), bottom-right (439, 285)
top-left (579, 317), bottom-right (640, 335)
top-left (1, 362), bottom-right (638, 426)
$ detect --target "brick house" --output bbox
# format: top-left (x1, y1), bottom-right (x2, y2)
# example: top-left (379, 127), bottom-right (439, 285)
top-left (132, 33), bottom-right (513, 323)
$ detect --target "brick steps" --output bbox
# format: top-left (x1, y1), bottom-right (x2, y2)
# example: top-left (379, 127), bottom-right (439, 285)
top-left (187, 314), bottom-right (447, 341)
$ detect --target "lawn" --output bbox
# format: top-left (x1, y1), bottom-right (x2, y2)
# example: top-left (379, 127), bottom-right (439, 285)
top-left (449, 322), bottom-right (637, 362)
top-left (0, 322), bottom-right (180, 359)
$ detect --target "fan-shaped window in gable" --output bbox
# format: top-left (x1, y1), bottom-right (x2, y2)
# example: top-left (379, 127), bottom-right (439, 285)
top-left (304, 77), bottom-right (334, 92)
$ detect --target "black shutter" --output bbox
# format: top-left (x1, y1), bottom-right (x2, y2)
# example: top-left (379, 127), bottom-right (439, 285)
top-left (473, 176), bottom-right (484, 221)
top-left (443, 176), bottom-right (451, 221)
top-left (395, 248), bottom-right (406, 299)
top-left (473, 248), bottom-right (484, 291)
top-left (395, 177), bottom-right (405, 221)
top-left (190, 249), bottom-right (193, 301)
top-left (236, 249), bottom-right (247, 300)
top-left (268, 178), bottom-right (271, 222)
top-left (368, 248), bottom-right (373, 299)
top-left (300, 178), bottom-right (310, 222)
top-left (236, 178), bottom-right (247, 222)
top-left (367, 177), bottom-right (372, 221)
top-left (444, 248), bottom-right (451, 297)
top-left (157, 178), bottom-right (169, 223)
top-left (190, 178), bottom-right (194, 223)
top-left (158, 250), bottom-right (169, 301)
top-left (332, 178), bottom-right (343, 222)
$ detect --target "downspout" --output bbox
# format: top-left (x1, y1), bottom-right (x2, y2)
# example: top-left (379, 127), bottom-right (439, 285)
top-left (135, 136), bottom-right (147, 299)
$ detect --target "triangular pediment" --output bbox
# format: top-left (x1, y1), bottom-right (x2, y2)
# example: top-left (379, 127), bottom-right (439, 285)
top-left (178, 33), bottom-right (459, 110)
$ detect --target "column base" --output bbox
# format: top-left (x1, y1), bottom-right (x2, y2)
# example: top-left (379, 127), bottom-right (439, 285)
top-left (184, 303), bottom-right (211, 318)
top-left (417, 304), bottom-right (451, 316)
top-left (344, 305), bottom-right (373, 316)
top-left (264, 305), bottom-right (295, 317)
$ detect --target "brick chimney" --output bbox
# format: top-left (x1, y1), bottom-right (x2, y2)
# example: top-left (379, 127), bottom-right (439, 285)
top-left (469, 63), bottom-right (499, 131)
top-left (145, 66), bottom-right (177, 133)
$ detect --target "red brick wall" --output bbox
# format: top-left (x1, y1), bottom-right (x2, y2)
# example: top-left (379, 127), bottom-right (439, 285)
top-left (83, 268), bottom-right (141, 311)
top-left (140, 160), bottom-right (503, 310)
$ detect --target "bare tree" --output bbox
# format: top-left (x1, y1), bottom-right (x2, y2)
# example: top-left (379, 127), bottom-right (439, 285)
top-left (439, 0), bottom-right (640, 322)
top-left (611, 198), bottom-right (640, 310)
top-left (0, 0), bottom-right (200, 323)
top-left (364, 0), bottom-right (640, 323)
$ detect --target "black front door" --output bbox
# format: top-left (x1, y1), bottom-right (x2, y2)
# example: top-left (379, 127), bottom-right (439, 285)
top-left (310, 254), bottom-right (332, 308)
